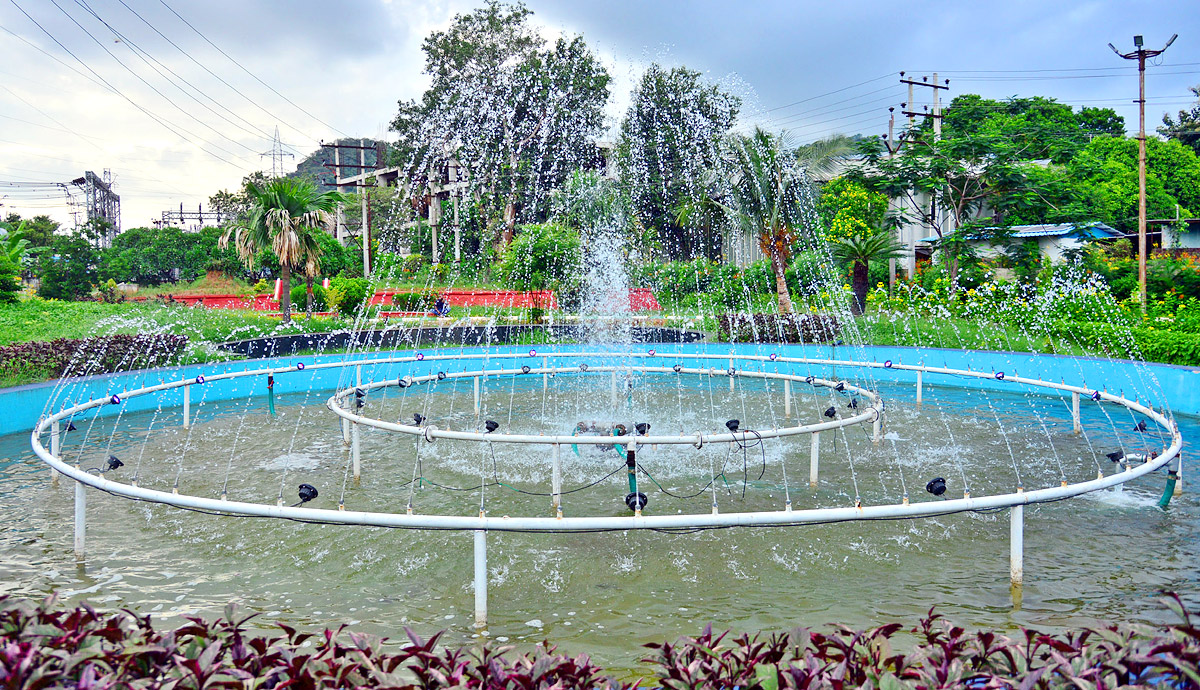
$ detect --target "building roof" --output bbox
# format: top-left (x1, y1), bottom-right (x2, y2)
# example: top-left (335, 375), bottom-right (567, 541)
top-left (918, 222), bottom-right (1120, 244)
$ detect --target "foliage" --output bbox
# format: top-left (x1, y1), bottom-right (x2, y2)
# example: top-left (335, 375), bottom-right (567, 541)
top-left (551, 169), bottom-right (631, 235)
top-left (206, 171), bottom-right (271, 226)
top-left (290, 283), bottom-right (327, 311)
top-left (829, 229), bottom-right (904, 315)
top-left (3, 212), bottom-right (59, 247)
top-left (817, 177), bottom-right (887, 242)
top-left (498, 223), bottom-right (582, 293)
top-left (328, 275), bottom-right (370, 315)
top-left (0, 333), bottom-right (187, 381)
top-left (390, 1), bottom-right (611, 243)
top-left (618, 63), bottom-right (740, 257)
top-left (389, 289), bottom-right (440, 311)
top-left (37, 235), bottom-right (97, 301)
top-left (0, 256), bottom-right (20, 304)
top-left (0, 221), bottom-right (31, 269)
top-left (98, 226), bottom-right (242, 285)
top-left (221, 177), bottom-right (348, 321)
top-left (940, 94), bottom-right (1123, 164)
top-left (718, 128), bottom-right (839, 313)
top-left (1160, 84), bottom-right (1200, 155)
top-left (717, 313), bottom-right (840, 343)
top-left (4, 594), bottom-right (1198, 689)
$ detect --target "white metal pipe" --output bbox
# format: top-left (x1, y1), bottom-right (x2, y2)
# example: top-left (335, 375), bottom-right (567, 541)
top-left (610, 371), bottom-right (617, 409)
top-left (784, 379), bottom-right (791, 417)
top-left (543, 356), bottom-right (548, 391)
top-left (474, 530), bottom-right (487, 628)
top-left (473, 376), bottom-right (480, 415)
top-left (872, 410), bottom-right (881, 444)
top-left (916, 370), bottom-right (923, 405)
top-left (74, 477), bottom-right (86, 560)
top-left (183, 384), bottom-right (190, 428)
top-left (810, 432), bottom-right (820, 488)
top-left (50, 420), bottom-right (60, 485)
top-left (729, 357), bottom-right (735, 391)
top-left (551, 443), bottom-right (562, 509)
top-left (1072, 392), bottom-right (1081, 434)
top-left (1010, 503), bottom-right (1024, 585)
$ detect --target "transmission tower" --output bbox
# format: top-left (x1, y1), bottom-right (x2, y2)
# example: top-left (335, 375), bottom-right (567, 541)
top-left (260, 126), bottom-right (295, 178)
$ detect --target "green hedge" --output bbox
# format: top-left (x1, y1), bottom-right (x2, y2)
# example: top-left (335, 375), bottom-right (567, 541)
top-left (1052, 320), bottom-right (1200, 366)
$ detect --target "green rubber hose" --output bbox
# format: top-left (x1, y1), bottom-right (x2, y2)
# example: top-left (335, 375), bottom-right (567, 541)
top-left (1159, 471), bottom-right (1178, 508)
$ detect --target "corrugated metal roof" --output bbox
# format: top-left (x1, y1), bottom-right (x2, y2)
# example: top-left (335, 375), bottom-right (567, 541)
top-left (918, 223), bottom-right (1120, 244)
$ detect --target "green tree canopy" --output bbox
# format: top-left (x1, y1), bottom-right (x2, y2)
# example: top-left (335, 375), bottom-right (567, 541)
top-left (390, 1), bottom-right (611, 245)
top-left (618, 64), bottom-right (740, 258)
top-left (1159, 85), bottom-right (1200, 155)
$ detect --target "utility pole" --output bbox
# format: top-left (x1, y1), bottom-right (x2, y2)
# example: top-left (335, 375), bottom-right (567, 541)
top-left (895, 72), bottom-right (951, 283)
top-left (1110, 34), bottom-right (1178, 309)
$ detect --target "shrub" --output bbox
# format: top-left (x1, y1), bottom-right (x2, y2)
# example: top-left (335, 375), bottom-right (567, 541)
top-left (2, 594), bottom-right (1198, 690)
top-left (717, 313), bottom-right (841, 343)
top-left (37, 236), bottom-right (97, 301)
top-left (252, 278), bottom-right (271, 294)
top-left (0, 334), bottom-right (188, 380)
top-left (328, 275), bottom-right (370, 315)
top-left (390, 289), bottom-right (438, 311)
top-left (289, 283), bottom-right (327, 311)
top-left (0, 255), bottom-right (20, 304)
top-left (499, 223), bottom-right (582, 293)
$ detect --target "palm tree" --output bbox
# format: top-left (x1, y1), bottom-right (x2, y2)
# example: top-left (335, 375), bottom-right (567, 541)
top-left (718, 129), bottom-right (852, 314)
top-left (220, 178), bottom-right (346, 322)
top-left (830, 229), bottom-right (904, 315)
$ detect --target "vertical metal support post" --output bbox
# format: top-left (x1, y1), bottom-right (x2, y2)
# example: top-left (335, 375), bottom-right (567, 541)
top-left (916, 370), bottom-right (924, 405)
top-left (1176, 450), bottom-right (1184, 496)
top-left (551, 443), bottom-right (562, 512)
top-left (1071, 392), bottom-right (1081, 434)
top-left (474, 376), bottom-right (480, 415)
top-left (784, 379), bottom-right (792, 417)
top-left (809, 432), bottom-right (820, 488)
top-left (872, 409), bottom-right (882, 444)
top-left (74, 478), bottom-right (86, 560)
top-left (183, 384), bottom-right (190, 428)
top-left (1010, 503), bottom-right (1024, 586)
top-left (474, 529), bottom-right (488, 628)
top-left (543, 356), bottom-right (548, 391)
top-left (352, 366), bottom-right (362, 480)
top-left (729, 357), bottom-right (735, 391)
top-left (50, 420), bottom-right (61, 485)
top-left (610, 371), bottom-right (617, 409)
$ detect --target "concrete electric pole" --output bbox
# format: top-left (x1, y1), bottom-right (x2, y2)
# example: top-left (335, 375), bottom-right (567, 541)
top-left (1110, 33), bottom-right (1177, 309)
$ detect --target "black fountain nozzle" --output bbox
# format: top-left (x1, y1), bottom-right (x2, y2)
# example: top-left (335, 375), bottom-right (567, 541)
top-left (65, 421), bottom-right (77, 432)
top-left (484, 420), bottom-right (499, 433)
top-left (579, 363), bottom-right (588, 372)
top-left (436, 371), bottom-right (447, 381)
top-left (925, 477), bottom-right (947, 497)
top-left (1091, 391), bottom-right (1102, 401)
top-left (725, 419), bottom-right (740, 433)
top-left (624, 492), bottom-right (648, 511)
top-left (354, 387), bottom-right (366, 408)
top-left (1106, 450), bottom-right (1125, 463)
top-left (672, 364), bottom-right (683, 373)
top-left (834, 382), bottom-right (845, 392)
top-left (521, 365), bottom-right (531, 374)
top-left (297, 483), bottom-right (318, 504)
top-left (614, 424), bottom-right (627, 436)
top-left (104, 455), bottom-right (123, 472)
top-left (823, 406), bottom-right (837, 419)
top-left (412, 413), bottom-right (426, 426)
top-left (847, 398), bottom-right (859, 409)
top-left (1134, 420), bottom-right (1148, 433)
top-left (635, 422), bottom-right (650, 436)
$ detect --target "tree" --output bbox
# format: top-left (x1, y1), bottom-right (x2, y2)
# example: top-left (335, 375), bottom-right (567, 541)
top-left (818, 177), bottom-right (888, 243)
top-left (0, 255), bottom-right (20, 304)
top-left (208, 171), bottom-right (272, 226)
top-left (717, 128), bottom-right (830, 315)
top-left (618, 64), bottom-right (740, 258)
top-left (830, 230), bottom-right (904, 315)
top-left (37, 236), bottom-right (97, 301)
top-left (390, 1), bottom-right (611, 246)
top-left (3, 213), bottom-right (59, 248)
top-left (220, 178), bottom-right (347, 322)
top-left (0, 220), bottom-right (31, 268)
top-left (1159, 85), bottom-right (1200, 155)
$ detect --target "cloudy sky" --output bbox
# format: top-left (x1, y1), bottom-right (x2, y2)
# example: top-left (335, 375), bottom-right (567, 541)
top-left (1, 0), bottom-right (1197, 229)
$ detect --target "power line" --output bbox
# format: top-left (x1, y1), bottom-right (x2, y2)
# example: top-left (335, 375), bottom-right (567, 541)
top-left (157, 0), bottom-right (348, 138)
top-left (44, 0), bottom-right (257, 162)
top-left (761, 73), bottom-right (896, 113)
top-left (71, 0), bottom-right (277, 151)
top-left (6, 0), bottom-right (247, 170)
top-left (113, 0), bottom-right (317, 150)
